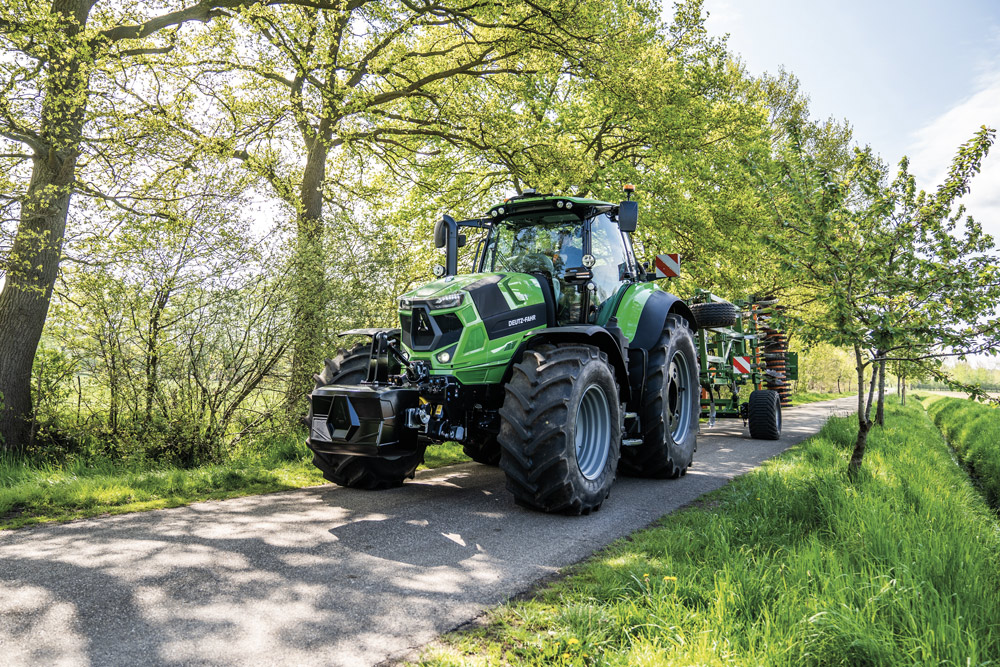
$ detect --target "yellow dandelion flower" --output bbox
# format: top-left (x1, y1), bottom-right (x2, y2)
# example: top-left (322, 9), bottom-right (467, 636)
top-left (663, 576), bottom-right (678, 582)
top-left (563, 653), bottom-right (572, 660)
top-left (567, 638), bottom-right (580, 645)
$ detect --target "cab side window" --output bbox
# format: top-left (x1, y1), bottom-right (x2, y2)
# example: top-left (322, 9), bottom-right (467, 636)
top-left (589, 214), bottom-right (631, 323)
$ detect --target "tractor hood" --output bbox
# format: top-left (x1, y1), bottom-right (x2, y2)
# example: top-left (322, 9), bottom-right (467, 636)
top-left (398, 272), bottom-right (544, 311)
top-left (397, 272), bottom-right (550, 381)
top-left (399, 273), bottom-right (485, 302)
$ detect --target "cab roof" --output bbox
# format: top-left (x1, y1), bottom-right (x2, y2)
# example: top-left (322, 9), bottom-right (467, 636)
top-left (486, 193), bottom-right (616, 221)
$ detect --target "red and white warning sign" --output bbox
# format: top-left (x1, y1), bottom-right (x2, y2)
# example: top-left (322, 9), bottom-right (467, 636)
top-left (732, 356), bottom-right (752, 375)
top-left (654, 253), bottom-right (680, 278)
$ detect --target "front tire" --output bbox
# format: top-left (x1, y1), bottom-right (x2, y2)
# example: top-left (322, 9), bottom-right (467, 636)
top-left (463, 430), bottom-right (501, 466)
top-left (498, 344), bottom-right (622, 515)
top-left (308, 343), bottom-right (425, 489)
top-left (620, 314), bottom-right (699, 478)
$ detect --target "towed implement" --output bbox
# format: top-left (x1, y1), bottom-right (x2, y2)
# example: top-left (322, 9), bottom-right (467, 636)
top-left (687, 291), bottom-right (798, 439)
top-left (306, 188), bottom-right (785, 514)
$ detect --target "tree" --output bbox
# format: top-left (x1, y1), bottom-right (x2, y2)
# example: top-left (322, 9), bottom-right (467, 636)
top-left (387, 0), bottom-right (802, 300)
top-left (44, 154), bottom-right (290, 462)
top-left (798, 343), bottom-right (854, 393)
top-left (758, 125), bottom-right (1000, 474)
top-left (160, 0), bottom-right (646, 412)
top-left (0, 0), bottom-right (306, 451)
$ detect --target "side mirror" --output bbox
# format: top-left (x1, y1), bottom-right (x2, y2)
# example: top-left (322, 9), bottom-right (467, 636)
top-left (618, 201), bottom-right (638, 233)
top-left (434, 218), bottom-right (446, 248)
top-left (435, 220), bottom-right (467, 248)
top-left (437, 214), bottom-right (459, 276)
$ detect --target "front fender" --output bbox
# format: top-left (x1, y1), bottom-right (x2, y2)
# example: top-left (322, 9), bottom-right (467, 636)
top-left (515, 325), bottom-right (631, 403)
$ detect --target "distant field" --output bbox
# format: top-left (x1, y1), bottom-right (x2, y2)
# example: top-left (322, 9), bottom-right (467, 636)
top-left (921, 390), bottom-right (1000, 399)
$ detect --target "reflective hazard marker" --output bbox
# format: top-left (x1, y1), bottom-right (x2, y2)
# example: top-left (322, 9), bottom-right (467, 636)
top-left (654, 253), bottom-right (680, 278)
top-left (732, 356), bottom-right (752, 375)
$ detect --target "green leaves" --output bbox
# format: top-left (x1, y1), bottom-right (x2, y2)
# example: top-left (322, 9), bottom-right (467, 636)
top-left (760, 120), bottom-right (1000, 465)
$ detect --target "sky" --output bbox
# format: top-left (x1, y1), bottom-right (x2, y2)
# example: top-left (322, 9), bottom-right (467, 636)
top-left (702, 0), bottom-right (1000, 242)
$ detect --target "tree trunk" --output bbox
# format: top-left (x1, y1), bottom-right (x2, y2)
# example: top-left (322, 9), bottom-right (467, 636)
top-left (848, 418), bottom-right (872, 475)
top-left (0, 0), bottom-right (93, 451)
top-left (901, 375), bottom-right (906, 406)
top-left (848, 346), bottom-right (878, 477)
top-left (285, 130), bottom-right (331, 413)
top-left (875, 356), bottom-right (886, 427)
top-left (144, 288), bottom-right (170, 423)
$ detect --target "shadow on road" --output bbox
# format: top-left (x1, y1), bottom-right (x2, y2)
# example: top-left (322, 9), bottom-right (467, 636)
top-left (0, 397), bottom-right (858, 666)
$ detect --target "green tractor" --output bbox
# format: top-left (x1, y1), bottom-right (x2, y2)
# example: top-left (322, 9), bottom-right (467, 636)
top-left (307, 188), bottom-right (783, 514)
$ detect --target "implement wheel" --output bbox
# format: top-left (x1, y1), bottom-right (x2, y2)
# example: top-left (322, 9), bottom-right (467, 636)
top-left (748, 389), bottom-right (782, 440)
top-left (309, 344), bottom-right (426, 489)
top-left (498, 344), bottom-right (622, 515)
top-left (690, 301), bottom-right (738, 329)
top-left (620, 314), bottom-right (699, 479)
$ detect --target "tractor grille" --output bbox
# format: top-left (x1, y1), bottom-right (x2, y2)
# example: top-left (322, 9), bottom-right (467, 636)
top-left (400, 308), bottom-right (463, 351)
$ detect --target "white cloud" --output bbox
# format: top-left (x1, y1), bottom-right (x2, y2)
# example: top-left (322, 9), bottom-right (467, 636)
top-left (907, 67), bottom-right (1000, 369)
top-left (907, 69), bottom-right (1000, 243)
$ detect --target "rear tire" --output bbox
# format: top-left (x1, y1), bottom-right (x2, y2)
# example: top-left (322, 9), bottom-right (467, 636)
top-left (620, 315), bottom-right (700, 478)
top-left (498, 344), bottom-right (622, 515)
top-left (308, 343), bottom-right (425, 489)
top-left (748, 389), bottom-right (782, 440)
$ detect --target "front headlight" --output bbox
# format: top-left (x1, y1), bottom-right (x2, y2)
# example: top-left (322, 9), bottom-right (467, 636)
top-left (399, 293), bottom-right (464, 310)
top-left (426, 292), bottom-right (464, 310)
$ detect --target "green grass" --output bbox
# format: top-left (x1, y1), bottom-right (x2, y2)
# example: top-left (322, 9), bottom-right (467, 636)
top-left (0, 435), bottom-right (471, 530)
top-left (926, 396), bottom-right (1000, 509)
top-left (791, 390), bottom-right (854, 405)
top-left (423, 441), bottom-right (467, 469)
top-left (417, 399), bottom-right (1000, 666)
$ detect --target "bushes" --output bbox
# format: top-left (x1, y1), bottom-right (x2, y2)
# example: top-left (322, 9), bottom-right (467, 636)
top-left (927, 397), bottom-right (1000, 508)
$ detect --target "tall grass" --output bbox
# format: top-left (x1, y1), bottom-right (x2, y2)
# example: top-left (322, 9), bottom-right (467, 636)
top-left (927, 396), bottom-right (1000, 508)
top-left (419, 399), bottom-right (1000, 666)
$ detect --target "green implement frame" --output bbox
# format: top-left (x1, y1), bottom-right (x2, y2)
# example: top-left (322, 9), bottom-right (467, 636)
top-left (689, 290), bottom-right (798, 423)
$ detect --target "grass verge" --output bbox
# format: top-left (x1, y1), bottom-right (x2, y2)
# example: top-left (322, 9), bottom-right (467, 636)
top-left (417, 399), bottom-right (1000, 666)
top-left (0, 436), bottom-right (469, 531)
top-left (790, 390), bottom-right (854, 405)
top-left (926, 396), bottom-right (1000, 508)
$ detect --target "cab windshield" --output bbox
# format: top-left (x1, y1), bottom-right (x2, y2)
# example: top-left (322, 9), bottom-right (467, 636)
top-left (482, 213), bottom-right (584, 324)
top-left (483, 214), bottom-right (583, 277)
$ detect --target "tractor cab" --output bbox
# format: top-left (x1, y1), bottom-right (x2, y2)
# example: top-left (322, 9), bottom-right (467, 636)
top-left (474, 192), bottom-right (643, 326)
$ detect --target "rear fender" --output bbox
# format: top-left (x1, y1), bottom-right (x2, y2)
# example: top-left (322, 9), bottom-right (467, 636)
top-left (627, 290), bottom-right (695, 351)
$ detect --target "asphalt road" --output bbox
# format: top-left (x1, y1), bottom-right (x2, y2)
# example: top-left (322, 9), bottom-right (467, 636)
top-left (0, 397), bottom-right (855, 666)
